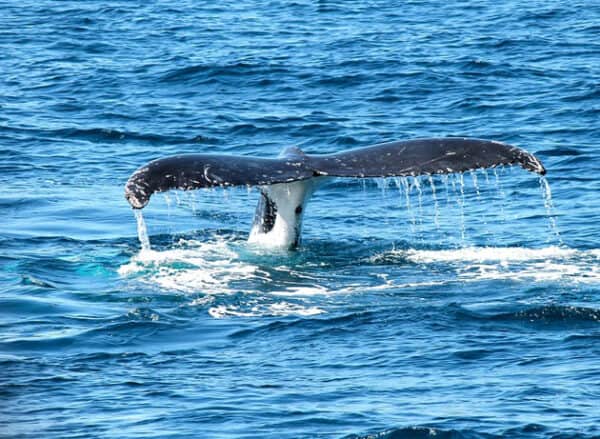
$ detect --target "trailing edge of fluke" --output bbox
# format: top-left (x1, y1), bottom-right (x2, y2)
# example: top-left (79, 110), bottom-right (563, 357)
top-left (125, 137), bottom-right (546, 210)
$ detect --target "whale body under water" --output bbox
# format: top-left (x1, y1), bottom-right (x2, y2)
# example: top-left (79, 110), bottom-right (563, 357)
top-left (124, 138), bottom-right (546, 249)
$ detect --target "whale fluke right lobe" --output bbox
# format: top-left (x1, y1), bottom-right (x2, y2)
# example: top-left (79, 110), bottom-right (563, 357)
top-left (312, 138), bottom-right (546, 178)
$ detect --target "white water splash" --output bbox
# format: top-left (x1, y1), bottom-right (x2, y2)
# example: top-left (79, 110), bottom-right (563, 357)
top-left (402, 246), bottom-right (600, 284)
top-left (207, 302), bottom-right (324, 319)
top-left (119, 238), bottom-right (259, 294)
top-left (118, 238), bottom-right (327, 318)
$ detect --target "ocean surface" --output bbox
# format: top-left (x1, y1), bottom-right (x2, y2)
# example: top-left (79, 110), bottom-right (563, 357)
top-left (1, 1), bottom-right (600, 438)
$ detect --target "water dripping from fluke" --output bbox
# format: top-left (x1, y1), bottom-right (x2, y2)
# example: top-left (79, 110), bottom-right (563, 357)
top-left (126, 164), bottom-right (556, 254)
top-left (539, 176), bottom-right (563, 245)
top-left (428, 175), bottom-right (440, 229)
top-left (380, 168), bottom-right (561, 249)
top-left (134, 209), bottom-right (151, 251)
top-left (457, 173), bottom-right (466, 244)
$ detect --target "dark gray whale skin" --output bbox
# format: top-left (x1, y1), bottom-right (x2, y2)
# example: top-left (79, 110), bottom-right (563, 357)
top-left (125, 137), bottom-right (546, 209)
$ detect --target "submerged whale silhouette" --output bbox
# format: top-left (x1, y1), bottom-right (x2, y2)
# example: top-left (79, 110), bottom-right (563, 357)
top-left (125, 138), bottom-right (546, 248)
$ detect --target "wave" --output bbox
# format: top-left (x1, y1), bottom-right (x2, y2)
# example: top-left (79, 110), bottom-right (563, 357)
top-left (346, 426), bottom-right (493, 439)
top-left (159, 62), bottom-right (290, 84)
top-left (0, 306), bottom-right (177, 352)
top-left (453, 303), bottom-right (600, 327)
top-left (1, 126), bottom-right (219, 146)
top-left (345, 423), bottom-right (589, 439)
top-left (537, 147), bottom-right (582, 157)
top-left (492, 304), bottom-right (600, 324)
top-left (229, 311), bottom-right (376, 339)
top-left (54, 127), bottom-right (220, 145)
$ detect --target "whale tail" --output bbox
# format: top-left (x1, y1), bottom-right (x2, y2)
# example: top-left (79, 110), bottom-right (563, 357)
top-left (124, 137), bottom-right (546, 248)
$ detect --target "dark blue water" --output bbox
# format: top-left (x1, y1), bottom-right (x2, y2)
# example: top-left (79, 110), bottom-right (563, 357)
top-left (2, 1), bottom-right (600, 438)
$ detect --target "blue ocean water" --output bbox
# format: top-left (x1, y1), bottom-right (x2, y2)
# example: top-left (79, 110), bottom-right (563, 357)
top-left (1, 1), bottom-right (600, 437)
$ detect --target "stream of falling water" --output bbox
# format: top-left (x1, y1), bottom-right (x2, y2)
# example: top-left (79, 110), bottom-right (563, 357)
top-left (402, 177), bottom-right (417, 235)
top-left (493, 167), bottom-right (506, 219)
top-left (385, 171), bottom-right (560, 248)
top-left (428, 175), bottom-right (440, 229)
top-left (457, 173), bottom-right (466, 242)
top-left (539, 176), bottom-right (563, 244)
top-left (134, 209), bottom-right (151, 251)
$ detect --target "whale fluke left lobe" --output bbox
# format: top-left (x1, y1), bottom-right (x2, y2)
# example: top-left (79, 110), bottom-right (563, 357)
top-left (124, 154), bottom-right (315, 209)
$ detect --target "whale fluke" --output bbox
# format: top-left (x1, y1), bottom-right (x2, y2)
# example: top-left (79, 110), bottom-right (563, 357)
top-left (125, 137), bottom-right (546, 248)
top-left (125, 138), bottom-right (545, 210)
